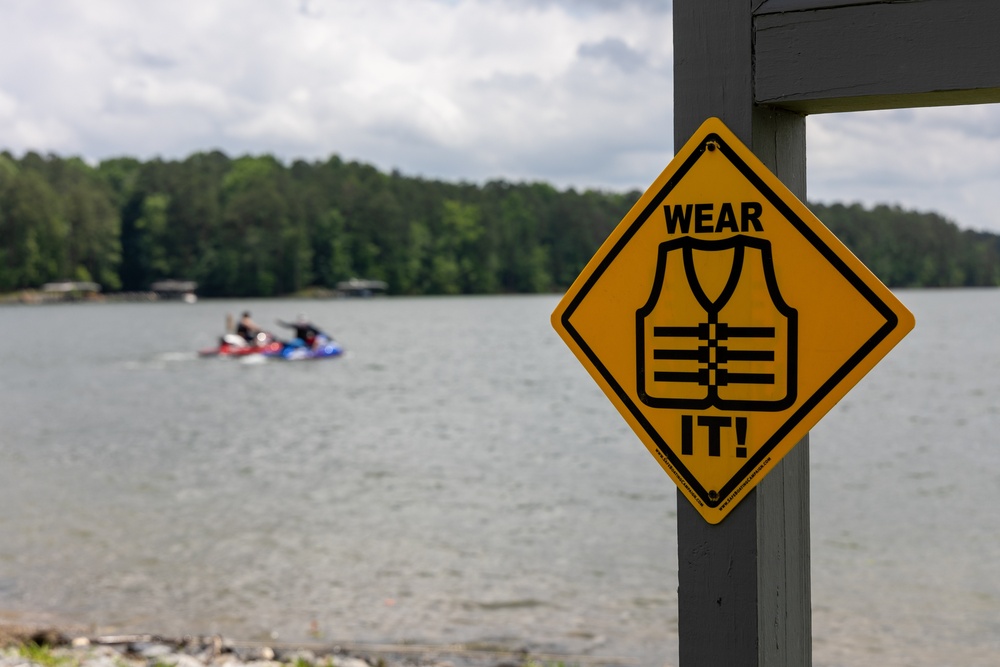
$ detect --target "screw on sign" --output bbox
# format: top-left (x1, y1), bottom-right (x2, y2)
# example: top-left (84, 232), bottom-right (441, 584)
top-left (551, 117), bottom-right (914, 523)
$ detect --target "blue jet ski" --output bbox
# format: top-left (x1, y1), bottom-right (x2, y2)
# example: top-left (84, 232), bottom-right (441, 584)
top-left (270, 335), bottom-right (344, 361)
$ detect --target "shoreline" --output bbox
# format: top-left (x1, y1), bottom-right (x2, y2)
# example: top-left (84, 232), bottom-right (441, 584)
top-left (0, 622), bottom-right (636, 667)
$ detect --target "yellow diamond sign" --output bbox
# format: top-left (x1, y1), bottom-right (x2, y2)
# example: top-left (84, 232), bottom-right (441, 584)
top-left (551, 117), bottom-right (915, 524)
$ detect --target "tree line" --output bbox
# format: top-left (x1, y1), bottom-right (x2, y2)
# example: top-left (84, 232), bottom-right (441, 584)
top-left (1, 150), bottom-right (999, 296)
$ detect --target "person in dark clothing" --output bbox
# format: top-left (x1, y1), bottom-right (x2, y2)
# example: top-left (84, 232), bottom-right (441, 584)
top-left (277, 314), bottom-right (327, 348)
top-left (235, 311), bottom-right (261, 342)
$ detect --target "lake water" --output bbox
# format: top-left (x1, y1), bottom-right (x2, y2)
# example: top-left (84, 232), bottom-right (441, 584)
top-left (0, 291), bottom-right (998, 666)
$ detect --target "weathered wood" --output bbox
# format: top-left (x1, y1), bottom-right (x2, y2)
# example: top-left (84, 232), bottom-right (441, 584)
top-left (755, 0), bottom-right (1000, 113)
top-left (676, 437), bottom-right (811, 666)
top-left (759, 0), bottom-right (893, 11)
top-left (674, 1), bottom-right (812, 665)
top-left (672, 0), bottom-right (998, 664)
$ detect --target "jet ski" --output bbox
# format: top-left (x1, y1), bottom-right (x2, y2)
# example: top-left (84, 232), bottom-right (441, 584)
top-left (272, 335), bottom-right (344, 361)
top-left (199, 332), bottom-right (283, 358)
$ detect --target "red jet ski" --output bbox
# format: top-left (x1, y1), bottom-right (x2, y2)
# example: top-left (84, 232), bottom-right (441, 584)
top-left (198, 332), bottom-right (283, 358)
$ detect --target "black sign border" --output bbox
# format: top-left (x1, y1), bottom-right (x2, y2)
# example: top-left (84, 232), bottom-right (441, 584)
top-left (559, 130), bottom-right (901, 510)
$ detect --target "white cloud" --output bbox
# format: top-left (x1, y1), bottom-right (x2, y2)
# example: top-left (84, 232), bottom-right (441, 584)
top-left (0, 0), bottom-right (672, 175)
top-left (808, 106), bottom-right (1000, 231)
top-left (1, 0), bottom-right (999, 232)
top-left (0, 88), bottom-right (17, 120)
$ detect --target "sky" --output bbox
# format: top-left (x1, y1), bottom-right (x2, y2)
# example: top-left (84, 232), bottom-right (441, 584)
top-left (2, 0), bottom-right (1000, 232)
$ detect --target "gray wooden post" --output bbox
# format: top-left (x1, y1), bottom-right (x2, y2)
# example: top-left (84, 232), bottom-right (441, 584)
top-left (672, 0), bottom-right (1000, 664)
top-left (673, 3), bottom-right (810, 665)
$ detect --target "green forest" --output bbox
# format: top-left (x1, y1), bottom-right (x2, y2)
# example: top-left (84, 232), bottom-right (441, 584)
top-left (2, 150), bottom-right (999, 297)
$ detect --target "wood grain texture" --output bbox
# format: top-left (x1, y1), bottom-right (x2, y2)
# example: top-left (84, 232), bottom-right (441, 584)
top-left (673, 1), bottom-right (996, 663)
top-left (674, 1), bottom-right (811, 665)
top-left (754, 0), bottom-right (1000, 112)
top-left (757, 0), bottom-right (891, 13)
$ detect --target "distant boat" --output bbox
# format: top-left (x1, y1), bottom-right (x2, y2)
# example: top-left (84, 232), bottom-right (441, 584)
top-left (40, 281), bottom-right (102, 302)
top-left (151, 280), bottom-right (198, 303)
top-left (336, 277), bottom-right (387, 297)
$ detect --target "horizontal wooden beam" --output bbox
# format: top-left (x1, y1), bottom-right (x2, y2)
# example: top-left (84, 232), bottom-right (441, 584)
top-left (754, 0), bottom-right (1000, 113)
top-left (758, 0), bottom-right (888, 11)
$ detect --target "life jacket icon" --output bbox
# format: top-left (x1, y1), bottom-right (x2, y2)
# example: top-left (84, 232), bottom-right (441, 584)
top-left (636, 235), bottom-right (797, 411)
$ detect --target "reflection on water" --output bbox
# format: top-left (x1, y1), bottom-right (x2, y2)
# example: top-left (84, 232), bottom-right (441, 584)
top-left (1, 292), bottom-right (999, 666)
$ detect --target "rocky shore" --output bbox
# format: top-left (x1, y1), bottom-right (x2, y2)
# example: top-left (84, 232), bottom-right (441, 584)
top-left (0, 627), bottom-right (622, 667)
